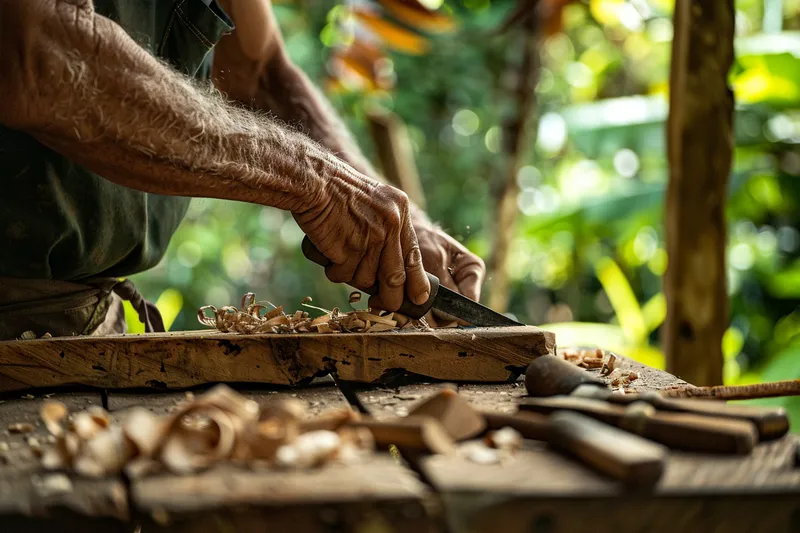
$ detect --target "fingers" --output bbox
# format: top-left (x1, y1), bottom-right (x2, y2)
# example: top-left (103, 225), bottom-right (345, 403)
top-left (375, 232), bottom-right (405, 311)
top-left (452, 254), bottom-right (485, 301)
top-left (400, 220), bottom-right (430, 306)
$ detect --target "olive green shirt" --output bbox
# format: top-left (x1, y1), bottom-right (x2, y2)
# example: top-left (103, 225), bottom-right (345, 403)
top-left (0, 0), bottom-right (233, 280)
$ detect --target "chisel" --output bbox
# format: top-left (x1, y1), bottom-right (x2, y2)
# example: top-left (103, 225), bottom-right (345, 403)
top-left (302, 236), bottom-right (521, 327)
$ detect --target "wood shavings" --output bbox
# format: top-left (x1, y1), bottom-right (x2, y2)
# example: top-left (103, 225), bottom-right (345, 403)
top-left (8, 422), bottom-right (35, 434)
top-left (457, 441), bottom-right (503, 465)
top-left (38, 385), bottom-right (377, 478)
top-left (485, 427), bottom-right (522, 453)
top-left (608, 369), bottom-right (639, 390)
top-left (197, 292), bottom-right (434, 335)
top-left (600, 353), bottom-right (617, 376)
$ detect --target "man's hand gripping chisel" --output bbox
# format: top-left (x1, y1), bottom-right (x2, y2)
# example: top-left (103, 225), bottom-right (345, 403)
top-left (302, 236), bottom-right (521, 327)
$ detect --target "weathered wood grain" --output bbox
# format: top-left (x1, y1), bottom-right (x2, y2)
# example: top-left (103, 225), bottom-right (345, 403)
top-left (0, 392), bottom-right (129, 528)
top-left (123, 387), bottom-right (437, 533)
top-left (423, 436), bottom-right (800, 533)
top-left (0, 326), bottom-right (555, 392)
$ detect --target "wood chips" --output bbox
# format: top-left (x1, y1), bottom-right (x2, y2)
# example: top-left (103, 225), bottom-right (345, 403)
top-left (198, 292), bottom-right (431, 334)
top-left (557, 347), bottom-right (638, 392)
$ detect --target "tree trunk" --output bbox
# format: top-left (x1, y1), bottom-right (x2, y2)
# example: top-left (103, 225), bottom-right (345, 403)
top-left (663, 0), bottom-right (735, 386)
top-left (486, 15), bottom-right (540, 312)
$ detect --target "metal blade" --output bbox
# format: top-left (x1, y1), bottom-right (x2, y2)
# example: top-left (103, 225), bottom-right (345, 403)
top-left (432, 286), bottom-right (523, 327)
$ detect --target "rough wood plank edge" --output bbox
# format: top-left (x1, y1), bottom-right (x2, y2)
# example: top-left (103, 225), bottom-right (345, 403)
top-left (438, 494), bottom-right (800, 533)
top-left (663, 0), bottom-right (734, 386)
top-left (0, 326), bottom-right (555, 392)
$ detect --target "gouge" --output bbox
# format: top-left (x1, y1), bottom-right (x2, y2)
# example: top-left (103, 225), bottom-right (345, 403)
top-left (302, 236), bottom-right (521, 326)
top-left (520, 395), bottom-right (758, 454)
top-left (524, 354), bottom-right (789, 441)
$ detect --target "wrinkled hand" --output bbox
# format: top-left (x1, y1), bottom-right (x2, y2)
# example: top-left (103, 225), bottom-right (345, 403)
top-left (412, 211), bottom-right (486, 325)
top-left (292, 156), bottom-right (430, 312)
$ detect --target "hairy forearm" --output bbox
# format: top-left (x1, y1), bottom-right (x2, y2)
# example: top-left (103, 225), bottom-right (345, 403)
top-left (214, 46), bottom-right (378, 179)
top-left (0, 0), bottom-right (346, 212)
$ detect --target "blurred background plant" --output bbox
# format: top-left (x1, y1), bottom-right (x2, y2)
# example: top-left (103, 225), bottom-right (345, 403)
top-left (128, 0), bottom-right (800, 426)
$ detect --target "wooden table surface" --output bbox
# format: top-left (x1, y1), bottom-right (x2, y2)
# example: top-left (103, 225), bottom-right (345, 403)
top-left (1, 356), bottom-right (798, 533)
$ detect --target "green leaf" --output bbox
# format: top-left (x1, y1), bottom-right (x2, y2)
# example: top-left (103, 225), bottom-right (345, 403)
top-left (123, 300), bottom-right (145, 334)
top-left (640, 292), bottom-right (666, 336)
top-left (155, 289), bottom-right (184, 332)
top-left (594, 257), bottom-right (647, 343)
top-left (764, 260), bottom-right (800, 298)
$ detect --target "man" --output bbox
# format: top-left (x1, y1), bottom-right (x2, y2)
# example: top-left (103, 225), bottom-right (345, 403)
top-left (0, 0), bottom-right (486, 339)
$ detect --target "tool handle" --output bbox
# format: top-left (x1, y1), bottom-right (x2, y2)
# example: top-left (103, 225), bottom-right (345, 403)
top-left (641, 393), bottom-right (789, 442)
top-left (525, 354), bottom-right (606, 397)
top-left (520, 396), bottom-right (758, 454)
top-left (301, 236), bottom-right (439, 319)
top-left (548, 411), bottom-right (666, 488)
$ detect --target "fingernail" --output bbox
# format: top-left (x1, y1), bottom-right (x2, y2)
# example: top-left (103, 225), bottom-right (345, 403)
top-left (415, 290), bottom-right (430, 305)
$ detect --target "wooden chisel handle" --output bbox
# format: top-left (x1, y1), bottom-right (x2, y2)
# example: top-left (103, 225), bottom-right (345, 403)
top-left (301, 236), bottom-right (440, 319)
top-left (548, 411), bottom-right (666, 488)
top-left (520, 396), bottom-right (758, 454)
top-left (638, 392), bottom-right (789, 442)
top-left (482, 410), bottom-right (665, 487)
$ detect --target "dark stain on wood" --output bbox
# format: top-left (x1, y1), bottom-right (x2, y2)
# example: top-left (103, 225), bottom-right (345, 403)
top-left (92, 365), bottom-right (107, 372)
top-left (217, 340), bottom-right (242, 356)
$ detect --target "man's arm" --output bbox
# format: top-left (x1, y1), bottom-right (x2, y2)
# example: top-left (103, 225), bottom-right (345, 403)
top-left (0, 0), bottom-right (430, 311)
top-left (212, 0), bottom-right (486, 303)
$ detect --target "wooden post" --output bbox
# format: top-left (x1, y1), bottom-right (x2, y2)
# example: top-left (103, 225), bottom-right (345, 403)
top-left (366, 108), bottom-right (427, 210)
top-left (664, 0), bottom-right (735, 385)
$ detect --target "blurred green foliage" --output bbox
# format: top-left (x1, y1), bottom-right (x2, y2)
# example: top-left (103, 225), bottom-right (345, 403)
top-left (129, 0), bottom-right (800, 426)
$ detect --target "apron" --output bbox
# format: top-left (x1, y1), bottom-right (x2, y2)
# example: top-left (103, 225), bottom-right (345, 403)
top-left (0, 0), bottom-right (233, 340)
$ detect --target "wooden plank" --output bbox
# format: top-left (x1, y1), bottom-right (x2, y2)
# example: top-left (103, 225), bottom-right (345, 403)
top-left (423, 437), bottom-right (800, 533)
top-left (0, 392), bottom-right (129, 525)
top-left (120, 387), bottom-right (438, 533)
top-left (0, 326), bottom-right (554, 392)
top-left (131, 459), bottom-right (437, 533)
top-left (664, 0), bottom-right (735, 385)
top-left (107, 383), bottom-right (351, 418)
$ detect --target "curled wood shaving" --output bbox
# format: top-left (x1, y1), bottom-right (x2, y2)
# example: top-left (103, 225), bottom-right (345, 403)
top-left (8, 423), bottom-right (35, 434)
top-left (38, 385), bottom-right (377, 478)
top-left (198, 293), bottom-right (431, 335)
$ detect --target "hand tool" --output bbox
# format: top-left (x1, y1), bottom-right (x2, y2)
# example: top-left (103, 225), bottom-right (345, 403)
top-left (519, 395), bottom-right (758, 454)
top-left (482, 410), bottom-right (666, 488)
top-left (302, 236), bottom-right (522, 327)
top-left (524, 354), bottom-right (789, 441)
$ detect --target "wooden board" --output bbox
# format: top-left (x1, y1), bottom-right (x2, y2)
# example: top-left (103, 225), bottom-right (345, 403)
top-left (0, 392), bottom-right (129, 527)
top-left (423, 437), bottom-right (800, 533)
top-left (0, 326), bottom-right (555, 392)
top-left (117, 386), bottom-right (437, 533)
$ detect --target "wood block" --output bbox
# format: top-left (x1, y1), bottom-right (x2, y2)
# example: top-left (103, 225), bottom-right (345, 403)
top-left (0, 326), bottom-right (554, 392)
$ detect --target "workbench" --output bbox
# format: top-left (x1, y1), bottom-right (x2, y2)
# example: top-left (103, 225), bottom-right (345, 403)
top-left (1, 355), bottom-right (798, 533)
